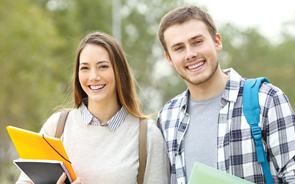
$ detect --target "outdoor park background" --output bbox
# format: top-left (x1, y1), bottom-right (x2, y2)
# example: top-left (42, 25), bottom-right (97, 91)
top-left (1, 0), bottom-right (295, 183)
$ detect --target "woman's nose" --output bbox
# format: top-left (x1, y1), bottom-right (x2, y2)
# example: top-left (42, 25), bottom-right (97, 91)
top-left (89, 70), bottom-right (100, 81)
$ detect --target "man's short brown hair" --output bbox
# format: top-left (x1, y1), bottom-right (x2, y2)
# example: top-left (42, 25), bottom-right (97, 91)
top-left (158, 5), bottom-right (217, 55)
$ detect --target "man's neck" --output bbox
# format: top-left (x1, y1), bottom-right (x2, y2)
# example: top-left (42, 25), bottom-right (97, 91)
top-left (188, 69), bottom-right (229, 101)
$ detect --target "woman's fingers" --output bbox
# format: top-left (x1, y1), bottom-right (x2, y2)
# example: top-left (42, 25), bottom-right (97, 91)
top-left (72, 177), bottom-right (82, 184)
top-left (56, 173), bottom-right (82, 184)
top-left (56, 172), bottom-right (66, 184)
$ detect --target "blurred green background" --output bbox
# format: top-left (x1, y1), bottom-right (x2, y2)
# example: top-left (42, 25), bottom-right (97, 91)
top-left (1, 0), bottom-right (295, 183)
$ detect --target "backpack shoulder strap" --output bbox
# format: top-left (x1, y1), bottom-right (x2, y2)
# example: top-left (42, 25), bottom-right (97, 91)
top-left (55, 110), bottom-right (70, 138)
top-left (243, 77), bottom-right (274, 184)
top-left (243, 77), bottom-right (269, 125)
top-left (137, 118), bottom-right (147, 184)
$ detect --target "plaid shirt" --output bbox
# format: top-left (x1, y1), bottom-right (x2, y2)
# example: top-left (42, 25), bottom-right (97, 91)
top-left (157, 68), bottom-right (295, 184)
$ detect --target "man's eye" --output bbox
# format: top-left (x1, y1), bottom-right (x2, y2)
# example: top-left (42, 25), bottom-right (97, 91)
top-left (195, 40), bottom-right (202, 44)
top-left (175, 47), bottom-right (183, 51)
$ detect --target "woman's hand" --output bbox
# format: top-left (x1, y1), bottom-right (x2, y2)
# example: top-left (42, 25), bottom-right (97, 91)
top-left (57, 173), bottom-right (82, 184)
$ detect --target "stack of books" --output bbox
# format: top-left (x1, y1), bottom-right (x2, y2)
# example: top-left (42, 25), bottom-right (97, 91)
top-left (7, 126), bottom-right (77, 184)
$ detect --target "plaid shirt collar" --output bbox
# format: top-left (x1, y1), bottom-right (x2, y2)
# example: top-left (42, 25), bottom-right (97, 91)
top-left (179, 68), bottom-right (240, 111)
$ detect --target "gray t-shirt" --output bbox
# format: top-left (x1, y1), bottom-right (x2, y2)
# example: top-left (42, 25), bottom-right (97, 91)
top-left (185, 92), bottom-right (223, 180)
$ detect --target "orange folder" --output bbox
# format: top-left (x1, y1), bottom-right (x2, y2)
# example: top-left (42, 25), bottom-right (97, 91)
top-left (7, 126), bottom-right (77, 181)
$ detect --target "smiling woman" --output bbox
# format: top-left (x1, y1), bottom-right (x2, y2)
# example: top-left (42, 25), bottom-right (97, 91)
top-left (15, 32), bottom-right (170, 184)
top-left (78, 44), bottom-right (118, 122)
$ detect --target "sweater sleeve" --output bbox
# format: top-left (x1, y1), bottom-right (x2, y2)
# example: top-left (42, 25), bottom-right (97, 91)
top-left (40, 111), bottom-right (61, 136)
top-left (15, 112), bottom-right (61, 184)
top-left (143, 120), bottom-right (170, 184)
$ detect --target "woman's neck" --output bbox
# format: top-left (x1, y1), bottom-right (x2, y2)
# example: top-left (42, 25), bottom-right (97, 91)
top-left (87, 98), bottom-right (121, 124)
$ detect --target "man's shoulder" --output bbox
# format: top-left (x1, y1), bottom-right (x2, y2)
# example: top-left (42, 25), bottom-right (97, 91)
top-left (257, 80), bottom-right (288, 107)
top-left (227, 68), bottom-right (283, 100)
top-left (159, 90), bottom-right (188, 113)
top-left (242, 78), bottom-right (288, 109)
top-left (259, 81), bottom-right (281, 95)
top-left (243, 78), bottom-right (283, 98)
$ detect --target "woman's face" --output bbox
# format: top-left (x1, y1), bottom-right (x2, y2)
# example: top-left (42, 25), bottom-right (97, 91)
top-left (78, 44), bottom-right (117, 106)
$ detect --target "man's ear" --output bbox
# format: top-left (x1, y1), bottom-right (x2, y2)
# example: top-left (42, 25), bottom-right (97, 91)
top-left (165, 52), bottom-right (174, 67)
top-left (215, 33), bottom-right (222, 51)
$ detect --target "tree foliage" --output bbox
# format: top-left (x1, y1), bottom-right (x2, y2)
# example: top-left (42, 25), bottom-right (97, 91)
top-left (218, 23), bottom-right (295, 108)
top-left (0, 0), bottom-right (70, 182)
top-left (0, 0), bottom-right (294, 183)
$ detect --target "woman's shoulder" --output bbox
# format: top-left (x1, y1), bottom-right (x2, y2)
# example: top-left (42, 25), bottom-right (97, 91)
top-left (41, 111), bottom-right (61, 136)
top-left (42, 109), bottom-right (77, 136)
top-left (144, 119), bottom-right (164, 141)
top-left (145, 119), bottom-right (157, 130)
top-left (126, 114), bottom-right (163, 139)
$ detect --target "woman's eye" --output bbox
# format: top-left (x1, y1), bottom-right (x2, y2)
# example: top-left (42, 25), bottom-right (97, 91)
top-left (80, 67), bottom-right (88, 70)
top-left (99, 65), bottom-right (109, 69)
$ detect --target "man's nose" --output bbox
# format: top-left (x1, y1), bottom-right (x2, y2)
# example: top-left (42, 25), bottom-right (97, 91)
top-left (185, 47), bottom-right (197, 61)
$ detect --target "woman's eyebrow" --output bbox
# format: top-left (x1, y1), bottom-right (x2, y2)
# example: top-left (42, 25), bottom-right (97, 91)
top-left (79, 60), bottom-right (110, 65)
top-left (96, 60), bottom-right (110, 64)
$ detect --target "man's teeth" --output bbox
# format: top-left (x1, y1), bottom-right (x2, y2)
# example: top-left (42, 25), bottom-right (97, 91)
top-left (90, 85), bottom-right (104, 90)
top-left (188, 61), bottom-right (205, 69)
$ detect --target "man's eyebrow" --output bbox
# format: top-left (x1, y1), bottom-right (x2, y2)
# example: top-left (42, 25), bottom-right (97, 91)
top-left (171, 42), bottom-right (182, 48)
top-left (189, 34), bottom-right (204, 41)
top-left (170, 34), bottom-right (204, 48)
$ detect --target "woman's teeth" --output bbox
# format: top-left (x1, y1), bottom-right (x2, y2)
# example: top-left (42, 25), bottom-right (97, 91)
top-left (90, 85), bottom-right (104, 90)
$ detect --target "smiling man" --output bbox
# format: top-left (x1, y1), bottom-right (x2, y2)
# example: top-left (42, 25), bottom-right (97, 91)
top-left (157, 5), bottom-right (295, 184)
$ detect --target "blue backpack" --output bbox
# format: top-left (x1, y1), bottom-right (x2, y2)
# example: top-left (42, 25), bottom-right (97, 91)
top-left (243, 77), bottom-right (274, 184)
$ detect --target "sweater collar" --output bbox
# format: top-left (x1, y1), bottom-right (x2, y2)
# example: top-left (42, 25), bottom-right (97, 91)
top-left (80, 99), bottom-right (127, 131)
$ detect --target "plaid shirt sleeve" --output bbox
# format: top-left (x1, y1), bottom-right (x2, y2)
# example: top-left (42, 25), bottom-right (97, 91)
top-left (260, 83), bottom-right (295, 183)
top-left (218, 79), bottom-right (295, 183)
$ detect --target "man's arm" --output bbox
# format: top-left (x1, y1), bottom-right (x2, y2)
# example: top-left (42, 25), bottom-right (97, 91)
top-left (262, 83), bottom-right (295, 183)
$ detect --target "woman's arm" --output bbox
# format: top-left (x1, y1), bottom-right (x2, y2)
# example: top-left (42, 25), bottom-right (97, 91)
top-left (15, 112), bottom-right (62, 184)
top-left (143, 120), bottom-right (170, 184)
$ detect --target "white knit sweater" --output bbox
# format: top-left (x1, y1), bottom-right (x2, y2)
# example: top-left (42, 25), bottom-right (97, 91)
top-left (16, 108), bottom-right (170, 184)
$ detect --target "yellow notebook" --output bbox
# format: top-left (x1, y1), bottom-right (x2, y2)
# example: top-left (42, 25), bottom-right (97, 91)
top-left (7, 126), bottom-right (77, 181)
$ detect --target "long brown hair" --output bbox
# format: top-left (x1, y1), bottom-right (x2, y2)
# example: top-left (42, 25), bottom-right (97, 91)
top-left (73, 32), bottom-right (148, 119)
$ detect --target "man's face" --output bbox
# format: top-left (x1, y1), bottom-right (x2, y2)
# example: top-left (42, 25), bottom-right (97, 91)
top-left (164, 19), bottom-right (222, 87)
